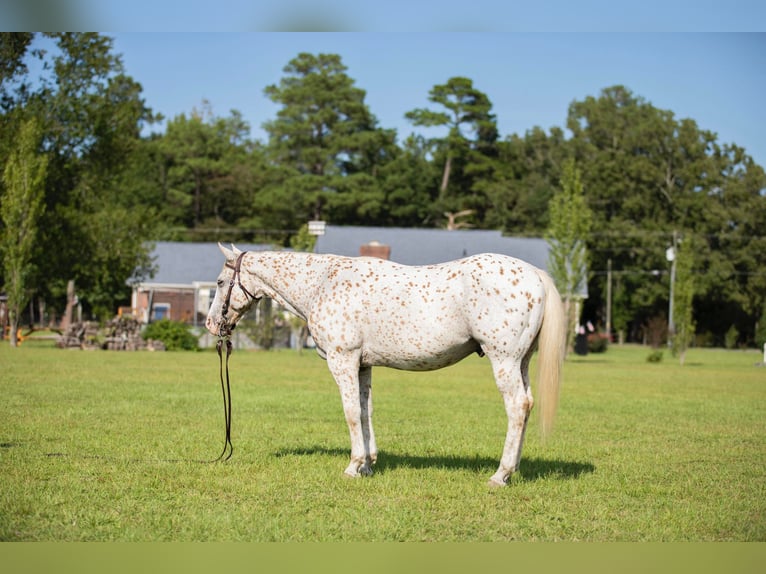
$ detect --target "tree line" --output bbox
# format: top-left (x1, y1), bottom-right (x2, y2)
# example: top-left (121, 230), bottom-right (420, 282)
top-left (1, 33), bottom-right (765, 347)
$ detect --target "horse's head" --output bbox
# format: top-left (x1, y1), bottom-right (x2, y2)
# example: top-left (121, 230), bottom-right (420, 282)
top-left (205, 243), bottom-right (261, 337)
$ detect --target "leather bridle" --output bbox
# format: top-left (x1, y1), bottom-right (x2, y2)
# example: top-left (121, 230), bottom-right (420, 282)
top-left (212, 250), bottom-right (257, 463)
top-left (219, 251), bottom-right (257, 332)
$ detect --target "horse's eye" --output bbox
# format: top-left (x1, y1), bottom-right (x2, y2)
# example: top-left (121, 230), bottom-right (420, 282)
top-left (217, 279), bottom-right (224, 287)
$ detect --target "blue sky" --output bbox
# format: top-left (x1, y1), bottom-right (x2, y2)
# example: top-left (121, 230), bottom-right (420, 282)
top-left (105, 32), bottom-right (766, 168)
top-left (5, 1), bottom-right (766, 32)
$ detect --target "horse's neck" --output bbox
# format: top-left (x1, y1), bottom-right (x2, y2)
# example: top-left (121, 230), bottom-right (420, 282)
top-left (246, 252), bottom-right (334, 321)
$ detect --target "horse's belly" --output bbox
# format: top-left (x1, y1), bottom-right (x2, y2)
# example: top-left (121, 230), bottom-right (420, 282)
top-left (361, 336), bottom-right (479, 371)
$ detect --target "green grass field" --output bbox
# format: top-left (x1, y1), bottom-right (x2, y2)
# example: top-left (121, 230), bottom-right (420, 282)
top-left (1, 340), bottom-right (764, 541)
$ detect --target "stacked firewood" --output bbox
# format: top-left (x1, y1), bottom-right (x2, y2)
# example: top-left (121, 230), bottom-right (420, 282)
top-left (56, 316), bottom-right (166, 351)
top-left (102, 316), bottom-right (144, 350)
top-left (56, 321), bottom-right (101, 350)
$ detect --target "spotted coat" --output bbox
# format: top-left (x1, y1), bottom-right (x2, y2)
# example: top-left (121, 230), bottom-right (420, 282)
top-left (206, 244), bottom-right (566, 486)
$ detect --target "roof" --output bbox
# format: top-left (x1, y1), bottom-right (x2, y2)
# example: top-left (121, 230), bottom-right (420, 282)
top-left (136, 231), bottom-right (586, 297)
top-left (314, 225), bottom-right (551, 269)
top-left (136, 241), bottom-right (278, 287)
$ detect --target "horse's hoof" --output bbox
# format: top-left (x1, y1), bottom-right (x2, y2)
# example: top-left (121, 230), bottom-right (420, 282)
top-left (343, 466), bottom-right (373, 479)
top-left (359, 465), bottom-right (373, 477)
top-left (487, 477), bottom-right (507, 488)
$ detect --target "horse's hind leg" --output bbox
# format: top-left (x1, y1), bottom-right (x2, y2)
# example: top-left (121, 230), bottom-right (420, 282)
top-left (359, 366), bottom-right (378, 468)
top-left (487, 351), bottom-right (534, 487)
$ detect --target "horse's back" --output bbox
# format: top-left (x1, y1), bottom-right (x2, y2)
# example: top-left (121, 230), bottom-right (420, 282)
top-left (307, 253), bottom-right (547, 369)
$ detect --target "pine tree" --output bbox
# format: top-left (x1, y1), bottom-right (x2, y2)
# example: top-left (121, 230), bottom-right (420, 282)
top-left (262, 53), bottom-right (393, 226)
top-left (405, 76), bottom-right (497, 222)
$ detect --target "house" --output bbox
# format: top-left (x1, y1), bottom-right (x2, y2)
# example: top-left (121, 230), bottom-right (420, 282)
top-left (128, 241), bottom-right (276, 327)
top-left (314, 225), bottom-right (552, 269)
top-left (129, 227), bottom-right (580, 327)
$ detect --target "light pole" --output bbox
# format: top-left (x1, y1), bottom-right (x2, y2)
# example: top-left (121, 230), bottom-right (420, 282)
top-left (666, 231), bottom-right (678, 347)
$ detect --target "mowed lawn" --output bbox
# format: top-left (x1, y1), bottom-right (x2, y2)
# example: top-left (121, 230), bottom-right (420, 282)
top-left (0, 340), bottom-right (764, 541)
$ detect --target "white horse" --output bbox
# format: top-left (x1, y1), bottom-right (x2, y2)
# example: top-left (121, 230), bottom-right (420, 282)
top-left (206, 243), bottom-right (566, 486)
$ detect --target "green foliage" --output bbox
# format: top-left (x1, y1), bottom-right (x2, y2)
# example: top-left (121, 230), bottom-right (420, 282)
top-left (483, 127), bottom-right (566, 234)
top-left (149, 103), bottom-right (258, 236)
top-left (262, 53), bottom-right (395, 227)
top-left (671, 235), bottom-right (697, 364)
top-left (546, 158), bottom-right (592, 298)
top-left (756, 307), bottom-right (766, 349)
top-left (1, 41), bottom-right (765, 349)
top-left (724, 325), bottom-right (739, 350)
top-left (646, 350), bottom-right (664, 363)
top-left (0, 33), bottom-right (158, 321)
top-left (546, 158), bottom-right (592, 351)
top-left (289, 223), bottom-right (317, 252)
top-left (405, 76), bottom-right (498, 222)
top-left (587, 334), bottom-right (609, 353)
top-left (569, 85), bottom-right (766, 347)
top-left (142, 319), bottom-right (199, 351)
top-left (237, 298), bottom-right (294, 350)
top-left (1, 116), bottom-right (48, 346)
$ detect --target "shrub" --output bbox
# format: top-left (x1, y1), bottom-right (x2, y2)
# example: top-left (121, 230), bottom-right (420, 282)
top-left (587, 333), bottom-right (609, 353)
top-left (142, 319), bottom-right (199, 351)
top-left (724, 325), bottom-right (739, 350)
top-left (757, 307), bottom-right (766, 349)
top-left (646, 350), bottom-right (664, 363)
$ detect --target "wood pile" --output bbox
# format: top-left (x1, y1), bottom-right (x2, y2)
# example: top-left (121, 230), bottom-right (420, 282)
top-left (56, 321), bottom-right (100, 350)
top-left (102, 316), bottom-right (145, 350)
top-left (56, 316), bottom-right (166, 351)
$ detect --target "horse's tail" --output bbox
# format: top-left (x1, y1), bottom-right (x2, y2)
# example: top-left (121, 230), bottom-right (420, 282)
top-left (535, 270), bottom-right (566, 439)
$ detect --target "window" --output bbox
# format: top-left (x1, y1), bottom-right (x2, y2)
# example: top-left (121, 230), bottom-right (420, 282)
top-left (152, 303), bottom-right (171, 321)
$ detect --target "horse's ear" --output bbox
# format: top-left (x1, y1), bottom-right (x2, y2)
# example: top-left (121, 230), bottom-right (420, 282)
top-left (218, 242), bottom-right (236, 261)
top-left (231, 243), bottom-right (243, 256)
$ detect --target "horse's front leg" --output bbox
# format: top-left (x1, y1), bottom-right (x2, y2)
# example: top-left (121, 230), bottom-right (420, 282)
top-left (328, 351), bottom-right (374, 478)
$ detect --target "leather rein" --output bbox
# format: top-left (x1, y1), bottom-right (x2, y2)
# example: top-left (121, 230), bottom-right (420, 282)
top-left (212, 251), bottom-right (257, 463)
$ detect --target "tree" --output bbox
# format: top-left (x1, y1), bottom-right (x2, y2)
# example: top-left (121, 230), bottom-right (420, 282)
top-left (0, 33), bottom-right (35, 113)
top-left (150, 103), bottom-right (260, 239)
top-left (568, 85), bottom-right (766, 345)
top-left (374, 134), bottom-right (437, 227)
top-left (0, 33), bottom-right (159, 320)
top-left (671, 235), bottom-right (696, 365)
top-left (546, 158), bottom-right (592, 352)
top-left (484, 126), bottom-right (568, 234)
top-left (405, 77), bottom-right (498, 224)
top-left (262, 53), bottom-right (394, 227)
top-left (1, 117), bottom-right (47, 346)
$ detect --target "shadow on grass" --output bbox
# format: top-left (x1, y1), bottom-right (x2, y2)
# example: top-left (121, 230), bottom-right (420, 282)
top-left (275, 445), bottom-right (594, 482)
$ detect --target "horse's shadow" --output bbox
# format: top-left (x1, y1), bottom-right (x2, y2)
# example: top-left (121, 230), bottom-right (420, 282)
top-left (274, 445), bottom-right (594, 482)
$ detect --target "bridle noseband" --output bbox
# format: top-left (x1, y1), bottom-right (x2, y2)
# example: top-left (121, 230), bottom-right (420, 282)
top-left (219, 251), bottom-right (258, 333)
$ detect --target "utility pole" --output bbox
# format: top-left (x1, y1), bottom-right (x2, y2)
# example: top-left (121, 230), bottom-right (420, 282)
top-left (606, 258), bottom-right (612, 342)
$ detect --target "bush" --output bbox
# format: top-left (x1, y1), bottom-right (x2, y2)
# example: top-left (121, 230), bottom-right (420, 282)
top-left (724, 325), bottom-right (739, 350)
top-left (755, 307), bottom-right (766, 349)
top-left (646, 350), bottom-right (664, 363)
top-left (587, 333), bottom-right (609, 353)
top-left (142, 319), bottom-right (199, 351)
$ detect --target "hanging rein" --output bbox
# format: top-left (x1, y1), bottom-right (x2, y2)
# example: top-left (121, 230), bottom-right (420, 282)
top-left (212, 251), bottom-right (256, 463)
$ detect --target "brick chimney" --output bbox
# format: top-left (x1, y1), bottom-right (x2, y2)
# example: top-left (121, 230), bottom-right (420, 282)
top-left (359, 240), bottom-right (391, 260)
